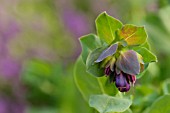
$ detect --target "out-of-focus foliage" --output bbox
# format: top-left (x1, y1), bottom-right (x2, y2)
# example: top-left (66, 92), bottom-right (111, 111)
top-left (0, 0), bottom-right (170, 113)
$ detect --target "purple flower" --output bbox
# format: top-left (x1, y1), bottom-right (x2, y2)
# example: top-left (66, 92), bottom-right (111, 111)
top-left (0, 96), bottom-right (25, 113)
top-left (114, 71), bottom-right (136, 92)
top-left (104, 66), bottom-right (112, 76)
top-left (104, 64), bottom-right (136, 92)
top-left (0, 20), bottom-right (21, 79)
top-left (0, 21), bottom-right (20, 41)
top-left (63, 9), bottom-right (90, 38)
top-left (96, 43), bottom-right (140, 92)
top-left (115, 72), bottom-right (130, 92)
top-left (0, 98), bottom-right (8, 113)
top-left (0, 21), bottom-right (20, 57)
top-left (0, 57), bottom-right (21, 79)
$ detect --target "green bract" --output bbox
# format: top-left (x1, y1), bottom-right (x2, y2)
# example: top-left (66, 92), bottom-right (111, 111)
top-left (96, 12), bottom-right (123, 44)
top-left (118, 24), bottom-right (147, 46)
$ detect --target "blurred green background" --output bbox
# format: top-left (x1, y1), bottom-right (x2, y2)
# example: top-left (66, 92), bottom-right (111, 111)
top-left (0, 0), bottom-right (170, 113)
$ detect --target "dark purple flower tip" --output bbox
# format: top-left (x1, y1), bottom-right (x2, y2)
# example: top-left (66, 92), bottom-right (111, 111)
top-left (115, 72), bottom-right (128, 88)
top-left (118, 83), bottom-right (130, 92)
top-left (115, 72), bottom-right (132, 92)
top-left (104, 66), bottom-right (112, 76)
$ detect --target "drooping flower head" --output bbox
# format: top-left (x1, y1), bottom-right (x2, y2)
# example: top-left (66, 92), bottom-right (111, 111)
top-left (95, 43), bottom-right (140, 92)
top-left (79, 12), bottom-right (157, 92)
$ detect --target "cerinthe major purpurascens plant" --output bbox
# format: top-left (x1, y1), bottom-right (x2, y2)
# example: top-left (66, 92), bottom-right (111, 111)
top-left (74, 12), bottom-right (157, 113)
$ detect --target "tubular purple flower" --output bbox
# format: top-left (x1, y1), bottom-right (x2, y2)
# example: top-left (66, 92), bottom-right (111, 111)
top-left (115, 72), bottom-right (128, 88)
top-left (109, 71), bottom-right (135, 92)
top-left (96, 44), bottom-right (140, 92)
top-left (118, 83), bottom-right (130, 92)
top-left (114, 71), bottom-right (133, 92)
top-left (104, 66), bottom-right (112, 76)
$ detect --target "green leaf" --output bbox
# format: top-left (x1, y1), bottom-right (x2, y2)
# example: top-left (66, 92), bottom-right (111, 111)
top-left (133, 47), bottom-right (157, 63)
top-left (96, 12), bottom-right (123, 44)
top-left (123, 109), bottom-right (133, 113)
top-left (141, 40), bottom-right (150, 50)
top-left (89, 94), bottom-right (132, 113)
top-left (145, 14), bottom-right (170, 54)
top-left (74, 57), bottom-right (118, 101)
top-left (136, 68), bottom-right (147, 79)
top-left (97, 77), bottom-right (118, 96)
top-left (80, 34), bottom-right (101, 64)
top-left (118, 24), bottom-right (147, 46)
top-left (74, 57), bottom-right (102, 101)
top-left (22, 60), bottom-right (53, 89)
top-left (22, 60), bottom-right (52, 86)
top-left (24, 60), bottom-right (52, 77)
top-left (159, 6), bottom-right (170, 33)
top-left (26, 107), bottom-right (57, 113)
top-left (162, 79), bottom-right (170, 95)
top-left (86, 47), bottom-right (105, 77)
top-left (147, 95), bottom-right (170, 113)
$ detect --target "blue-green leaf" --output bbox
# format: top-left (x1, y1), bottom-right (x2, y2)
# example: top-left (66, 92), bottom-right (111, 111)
top-left (89, 94), bottom-right (132, 113)
top-left (133, 47), bottom-right (157, 63)
top-left (74, 57), bottom-right (118, 101)
top-left (74, 57), bottom-right (102, 101)
top-left (80, 34), bottom-right (101, 64)
top-left (147, 95), bottom-right (170, 113)
top-left (86, 47), bottom-right (105, 77)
